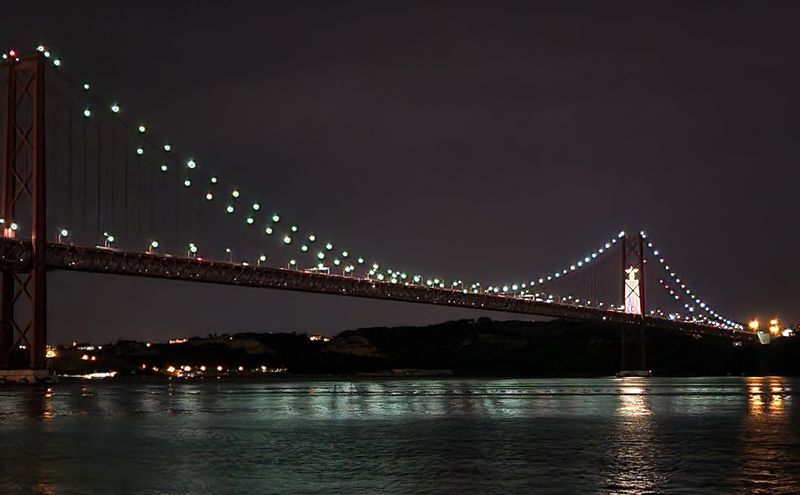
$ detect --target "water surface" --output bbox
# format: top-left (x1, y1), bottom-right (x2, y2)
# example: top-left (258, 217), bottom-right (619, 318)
top-left (0, 377), bottom-right (798, 494)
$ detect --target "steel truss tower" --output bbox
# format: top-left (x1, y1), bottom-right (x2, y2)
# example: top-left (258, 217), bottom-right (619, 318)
top-left (0, 52), bottom-right (47, 370)
top-left (620, 232), bottom-right (647, 371)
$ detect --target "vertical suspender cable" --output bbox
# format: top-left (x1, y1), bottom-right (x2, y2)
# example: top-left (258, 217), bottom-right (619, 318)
top-left (67, 103), bottom-right (74, 231)
top-left (95, 119), bottom-right (101, 242)
top-left (123, 145), bottom-right (129, 245)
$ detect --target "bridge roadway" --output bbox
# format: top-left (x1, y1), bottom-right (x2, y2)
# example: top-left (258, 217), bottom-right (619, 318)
top-left (0, 238), bottom-right (752, 340)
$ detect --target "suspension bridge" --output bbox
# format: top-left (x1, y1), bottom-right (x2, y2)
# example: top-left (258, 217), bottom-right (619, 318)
top-left (0, 47), bottom-right (748, 374)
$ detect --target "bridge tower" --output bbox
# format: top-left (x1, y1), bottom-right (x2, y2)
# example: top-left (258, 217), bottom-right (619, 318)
top-left (619, 232), bottom-right (647, 372)
top-left (0, 52), bottom-right (48, 371)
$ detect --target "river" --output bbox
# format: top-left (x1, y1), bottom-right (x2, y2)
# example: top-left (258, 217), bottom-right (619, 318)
top-left (0, 377), bottom-right (798, 494)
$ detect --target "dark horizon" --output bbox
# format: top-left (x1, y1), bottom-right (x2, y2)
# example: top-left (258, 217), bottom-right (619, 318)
top-left (3, 1), bottom-right (798, 343)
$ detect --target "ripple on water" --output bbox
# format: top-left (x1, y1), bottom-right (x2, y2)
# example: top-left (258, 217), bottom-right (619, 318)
top-left (0, 377), bottom-right (798, 494)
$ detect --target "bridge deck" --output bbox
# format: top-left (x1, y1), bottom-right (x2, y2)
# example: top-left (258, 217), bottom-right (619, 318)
top-left (0, 238), bottom-right (751, 340)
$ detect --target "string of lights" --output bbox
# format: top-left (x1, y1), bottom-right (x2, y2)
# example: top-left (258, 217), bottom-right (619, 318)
top-left (27, 44), bottom-right (469, 290)
top-left (643, 236), bottom-right (742, 330)
top-left (489, 231), bottom-right (624, 297)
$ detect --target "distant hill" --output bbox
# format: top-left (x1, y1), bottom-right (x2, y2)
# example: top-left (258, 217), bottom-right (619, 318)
top-left (53, 318), bottom-right (800, 377)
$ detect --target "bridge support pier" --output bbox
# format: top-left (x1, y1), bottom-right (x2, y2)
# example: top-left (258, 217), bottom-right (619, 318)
top-left (618, 232), bottom-right (648, 375)
top-left (0, 52), bottom-right (48, 373)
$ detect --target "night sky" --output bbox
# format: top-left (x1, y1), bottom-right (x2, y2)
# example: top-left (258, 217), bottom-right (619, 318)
top-left (4, 1), bottom-right (799, 344)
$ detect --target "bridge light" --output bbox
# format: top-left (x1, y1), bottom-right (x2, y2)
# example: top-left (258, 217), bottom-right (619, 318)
top-left (334, 259), bottom-right (341, 266)
top-left (289, 259), bottom-right (297, 268)
top-left (232, 189), bottom-right (240, 198)
top-left (272, 214), bottom-right (280, 223)
top-left (258, 255), bottom-right (267, 266)
top-left (301, 244), bottom-right (308, 252)
top-left (226, 205), bottom-right (234, 214)
top-left (82, 82), bottom-right (90, 91)
top-left (58, 228), bottom-right (68, 243)
top-left (618, 231), bottom-right (625, 238)
top-left (53, 59), bottom-right (61, 67)
top-left (341, 251), bottom-right (348, 258)
top-left (136, 147), bottom-right (144, 155)
top-left (265, 227), bottom-right (273, 235)
top-left (160, 164), bottom-right (168, 172)
top-left (290, 225), bottom-right (298, 233)
top-left (183, 179), bottom-right (191, 187)
top-left (111, 103), bottom-right (120, 113)
top-left (317, 252), bottom-right (325, 260)
top-left (187, 159), bottom-right (197, 169)
top-left (206, 192), bottom-right (213, 201)
top-left (138, 124), bottom-right (146, 133)
top-left (769, 319), bottom-right (780, 335)
top-left (325, 243), bottom-right (333, 251)
top-left (252, 203), bottom-right (260, 211)
top-left (246, 217), bottom-right (254, 225)
top-left (357, 257), bottom-right (364, 264)
top-left (283, 235), bottom-right (292, 244)
top-left (308, 234), bottom-right (316, 242)
top-left (210, 176), bottom-right (218, 184)
top-left (163, 144), bottom-right (172, 152)
top-left (83, 108), bottom-right (91, 118)
top-left (604, 243), bottom-right (611, 249)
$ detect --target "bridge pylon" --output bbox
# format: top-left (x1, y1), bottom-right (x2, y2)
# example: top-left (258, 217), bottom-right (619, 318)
top-left (0, 52), bottom-right (48, 371)
top-left (619, 231), bottom-right (647, 373)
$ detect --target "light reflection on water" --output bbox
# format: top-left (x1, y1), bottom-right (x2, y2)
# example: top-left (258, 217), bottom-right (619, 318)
top-left (0, 377), bottom-right (798, 494)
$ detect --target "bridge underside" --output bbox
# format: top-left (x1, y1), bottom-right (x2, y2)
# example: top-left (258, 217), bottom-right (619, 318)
top-left (0, 238), bottom-right (752, 342)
